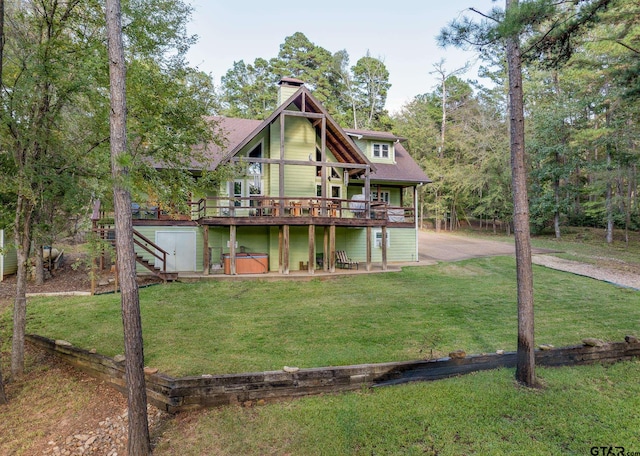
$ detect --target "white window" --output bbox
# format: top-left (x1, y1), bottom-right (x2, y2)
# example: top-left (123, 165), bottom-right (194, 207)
top-left (374, 230), bottom-right (391, 248)
top-left (331, 185), bottom-right (341, 199)
top-left (373, 143), bottom-right (389, 159)
top-left (232, 180), bottom-right (243, 206)
top-left (371, 191), bottom-right (390, 203)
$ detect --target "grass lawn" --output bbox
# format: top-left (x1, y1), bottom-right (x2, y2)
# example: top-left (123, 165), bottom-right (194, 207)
top-left (463, 225), bottom-right (640, 267)
top-left (14, 255), bottom-right (640, 377)
top-left (153, 361), bottom-right (640, 455)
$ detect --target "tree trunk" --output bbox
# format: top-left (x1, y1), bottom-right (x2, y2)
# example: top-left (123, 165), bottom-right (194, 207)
top-left (35, 244), bottom-right (44, 285)
top-left (506, 0), bottom-right (536, 388)
top-left (435, 189), bottom-right (441, 233)
top-left (105, 0), bottom-right (151, 454)
top-left (439, 74), bottom-right (446, 159)
top-left (605, 150), bottom-right (613, 244)
top-left (553, 157), bottom-right (561, 239)
top-left (624, 171), bottom-right (631, 247)
top-left (0, 0), bottom-right (8, 398)
top-left (11, 194), bottom-right (33, 379)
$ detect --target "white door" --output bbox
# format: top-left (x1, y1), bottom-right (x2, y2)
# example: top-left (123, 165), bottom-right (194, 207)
top-left (155, 231), bottom-right (196, 272)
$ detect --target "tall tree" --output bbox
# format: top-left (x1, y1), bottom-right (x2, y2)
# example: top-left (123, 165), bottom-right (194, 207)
top-left (0, 0), bottom-right (6, 404)
top-left (439, 0), bottom-right (538, 386)
top-left (105, 0), bottom-right (151, 453)
top-left (218, 33), bottom-right (391, 129)
top-left (1, 0), bottom-right (213, 379)
top-left (504, 0), bottom-right (536, 386)
top-left (333, 49), bottom-right (359, 128)
top-left (351, 52), bottom-right (392, 130)
top-left (0, 0), bottom-right (106, 378)
top-left (430, 60), bottom-right (469, 159)
top-left (220, 58), bottom-right (276, 119)
top-left (439, 0), bottom-right (620, 386)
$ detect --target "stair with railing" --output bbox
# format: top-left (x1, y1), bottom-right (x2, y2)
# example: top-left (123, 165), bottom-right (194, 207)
top-left (94, 226), bottom-right (178, 282)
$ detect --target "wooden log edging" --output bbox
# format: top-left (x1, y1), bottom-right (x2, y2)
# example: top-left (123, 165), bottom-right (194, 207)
top-left (26, 334), bottom-right (640, 413)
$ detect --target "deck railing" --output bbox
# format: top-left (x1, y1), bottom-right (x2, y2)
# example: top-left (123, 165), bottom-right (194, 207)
top-left (92, 225), bottom-right (169, 273)
top-left (188, 196), bottom-right (414, 223)
top-left (110, 197), bottom-right (414, 224)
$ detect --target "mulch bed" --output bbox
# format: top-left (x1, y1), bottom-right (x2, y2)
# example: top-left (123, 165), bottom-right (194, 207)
top-left (0, 252), bottom-right (163, 302)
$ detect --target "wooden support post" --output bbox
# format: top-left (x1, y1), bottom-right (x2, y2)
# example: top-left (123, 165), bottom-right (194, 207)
top-left (381, 226), bottom-right (388, 271)
top-left (99, 227), bottom-right (105, 270)
top-left (321, 116), bottom-right (327, 215)
top-left (91, 258), bottom-right (96, 296)
top-left (329, 224), bottom-right (336, 273)
top-left (283, 224), bottom-right (290, 275)
top-left (364, 167), bottom-right (371, 219)
top-left (203, 226), bottom-right (210, 275)
top-left (230, 225), bottom-right (237, 275)
top-left (366, 226), bottom-right (372, 271)
top-left (323, 226), bottom-right (329, 272)
top-left (414, 185), bottom-right (420, 262)
top-left (279, 113), bottom-right (286, 201)
top-left (308, 224), bottom-right (315, 275)
top-left (278, 226), bottom-right (283, 274)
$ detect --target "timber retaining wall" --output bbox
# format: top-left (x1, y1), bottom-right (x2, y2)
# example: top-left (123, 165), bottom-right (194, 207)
top-left (26, 334), bottom-right (640, 413)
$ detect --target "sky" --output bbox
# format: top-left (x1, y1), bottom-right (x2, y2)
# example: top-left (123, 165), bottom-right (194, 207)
top-left (184, 1), bottom-right (499, 113)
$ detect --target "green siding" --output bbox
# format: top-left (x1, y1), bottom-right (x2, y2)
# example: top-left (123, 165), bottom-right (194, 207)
top-left (278, 85), bottom-right (299, 105)
top-left (347, 186), bottom-right (402, 206)
top-left (268, 227), bottom-right (279, 271)
top-left (1, 229), bottom-right (17, 279)
top-left (352, 138), bottom-right (396, 164)
top-left (266, 226), bottom-right (315, 271)
top-left (283, 113), bottom-right (317, 196)
top-left (288, 226), bottom-right (313, 269)
top-left (204, 225), bottom-right (417, 272)
top-left (209, 226), bottom-right (272, 270)
top-left (133, 226), bottom-right (204, 273)
top-left (343, 227), bottom-right (417, 263)
top-left (269, 115), bottom-right (317, 198)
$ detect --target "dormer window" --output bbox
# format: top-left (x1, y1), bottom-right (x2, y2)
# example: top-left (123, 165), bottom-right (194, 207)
top-left (373, 143), bottom-right (389, 159)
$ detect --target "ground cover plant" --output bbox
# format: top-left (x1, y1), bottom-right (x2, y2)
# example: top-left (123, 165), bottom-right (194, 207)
top-left (15, 255), bottom-right (640, 377)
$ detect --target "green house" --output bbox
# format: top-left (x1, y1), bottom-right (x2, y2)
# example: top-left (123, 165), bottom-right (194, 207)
top-left (96, 78), bottom-right (430, 277)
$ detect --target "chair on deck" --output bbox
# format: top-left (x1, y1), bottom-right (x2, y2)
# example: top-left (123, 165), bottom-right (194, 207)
top-left (336, 250), bottom-right (358, 270)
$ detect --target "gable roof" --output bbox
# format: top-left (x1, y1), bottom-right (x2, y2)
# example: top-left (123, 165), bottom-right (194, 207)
top-left (345, 128), bottom-right (406, 142)
top-left (345, 129), bottom-right (431, 185)
top-left (193, 86), bottom-right (430, 185)
top-left (224, 86), bottom-right (374, 176)
top-left (369, 142), bottom-right (431, 185)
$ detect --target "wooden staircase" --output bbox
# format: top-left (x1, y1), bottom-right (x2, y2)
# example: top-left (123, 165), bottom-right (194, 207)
top-left (94, 226), bottom-right (178, 282)
top-left (134, 251), bottom-right (179, 282)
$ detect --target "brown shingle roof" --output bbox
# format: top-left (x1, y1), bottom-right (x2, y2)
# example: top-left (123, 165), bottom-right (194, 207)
top-left (344, 128), bottom-right (431, 185)
top-left (190, 96), bottom-right (430, 185)
top-left (345, 128), bottom-right (406, 142)
top-left (191, 116), bottom-right (261, 170)
top-left (369, 142), bottom-right (431, 184)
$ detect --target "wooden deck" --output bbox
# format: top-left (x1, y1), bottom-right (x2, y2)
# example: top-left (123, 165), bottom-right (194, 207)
top-left (128, 196), bottom-right (416, 228)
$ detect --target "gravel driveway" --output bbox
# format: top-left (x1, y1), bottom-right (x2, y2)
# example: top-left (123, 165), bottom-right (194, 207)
top-left (418, 230), bottom-right (640, 291)
top-left (417, 230), bottom-right (553, 262)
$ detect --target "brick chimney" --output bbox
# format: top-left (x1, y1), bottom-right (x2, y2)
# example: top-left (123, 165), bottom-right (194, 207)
top-left (278, 77), bottom-right (305, 106)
